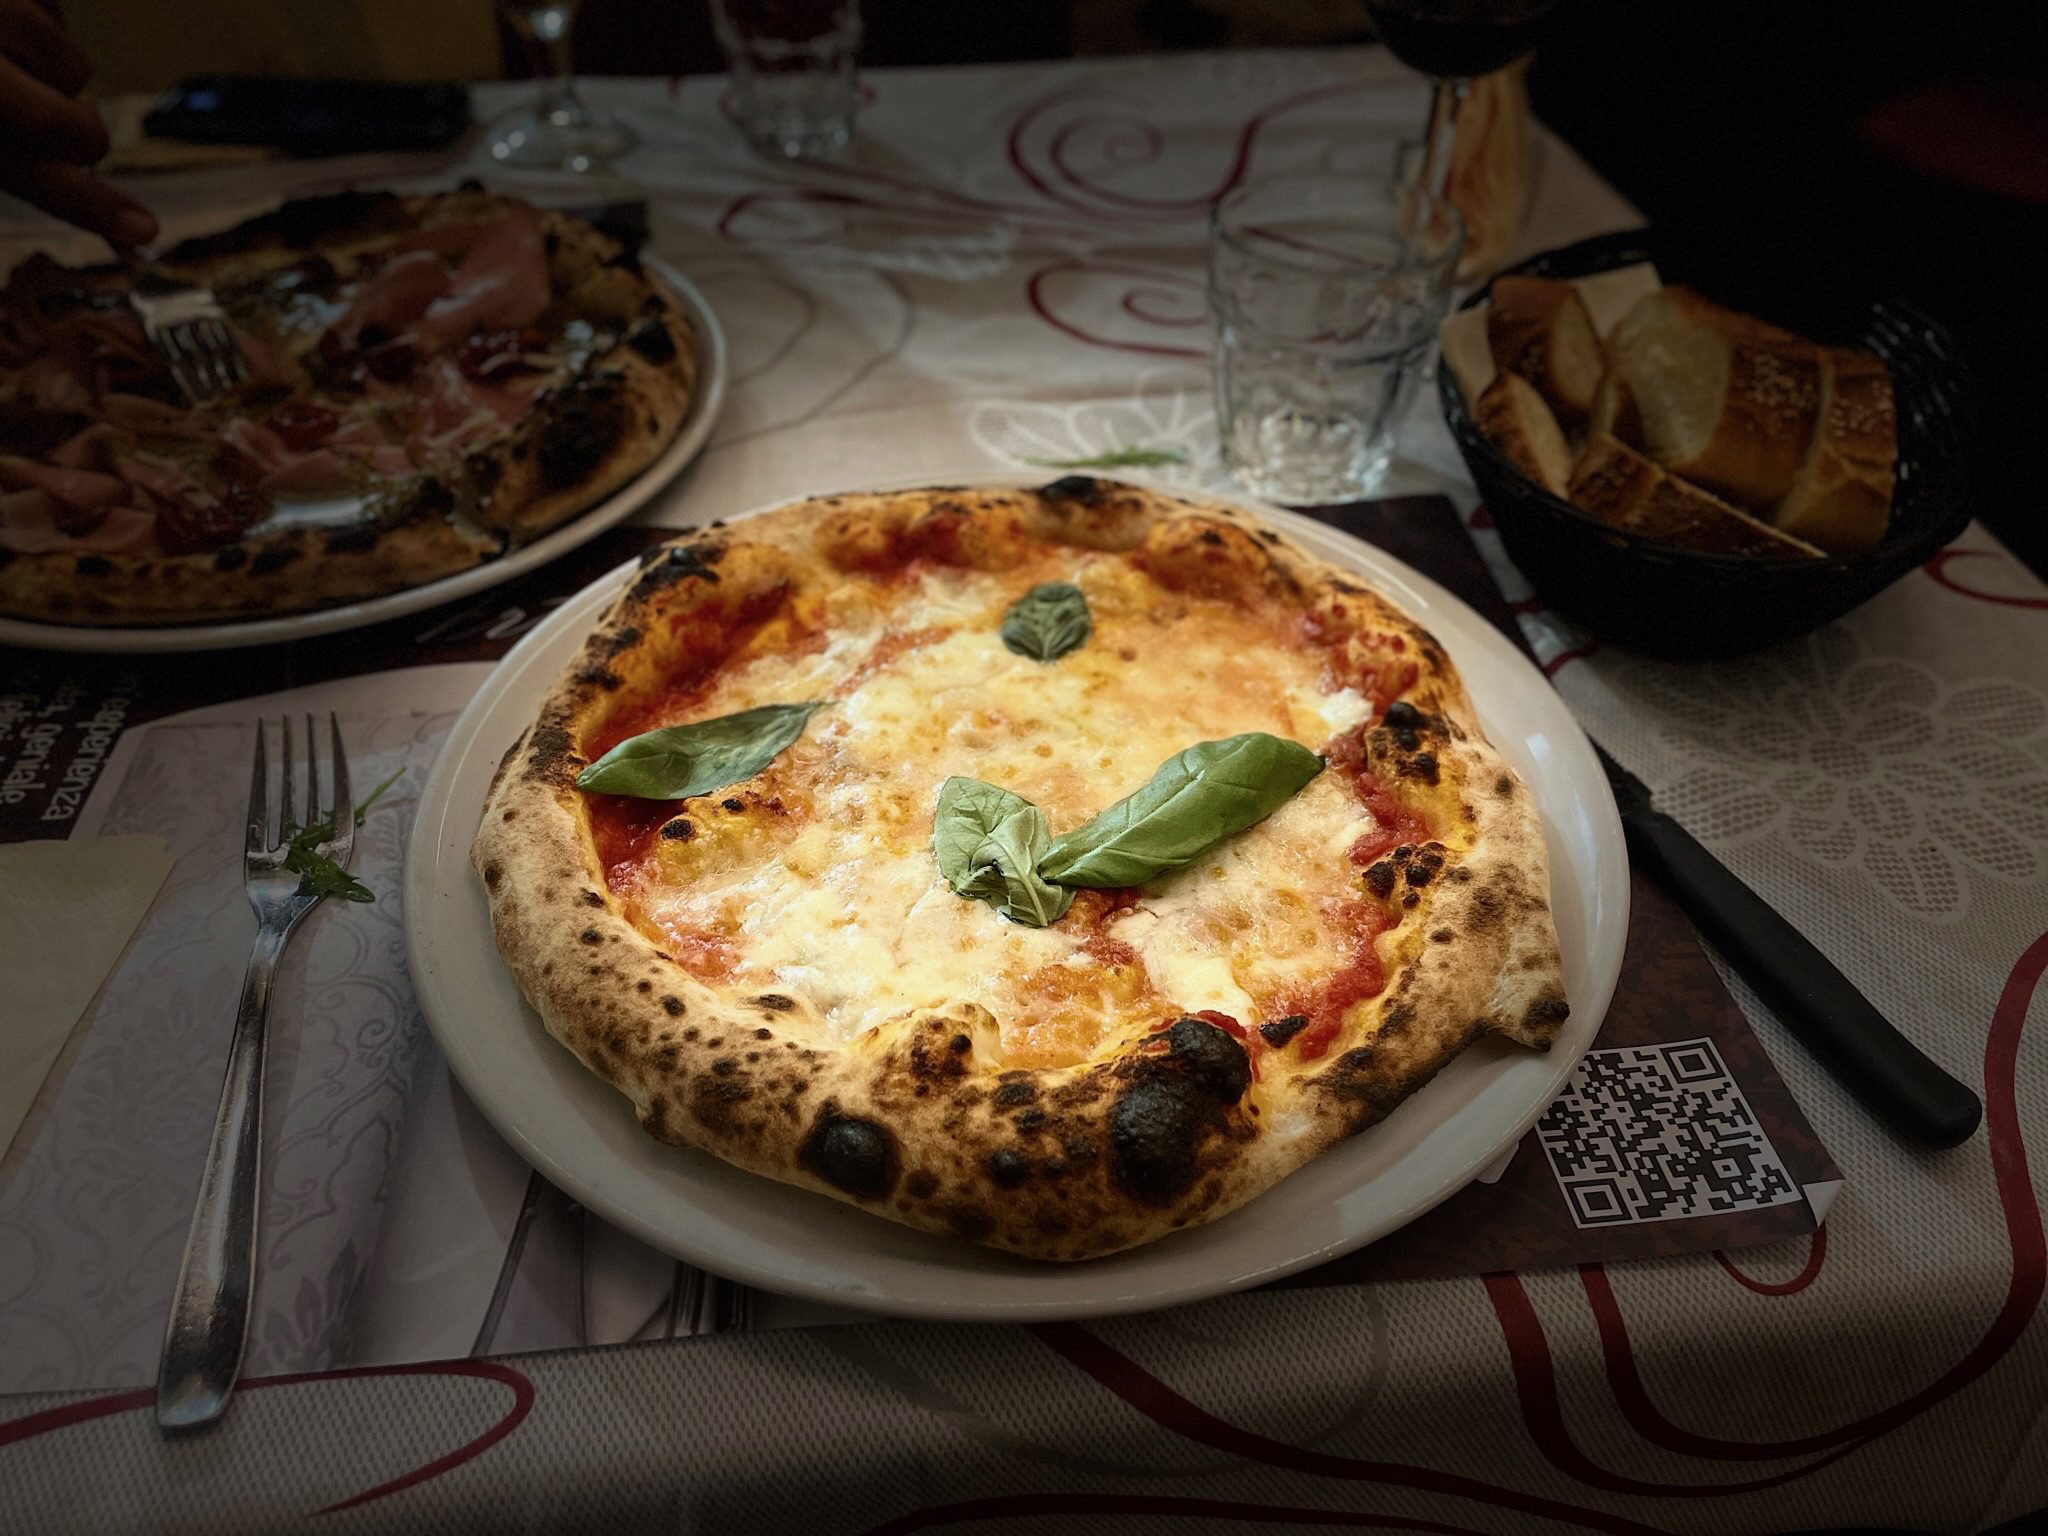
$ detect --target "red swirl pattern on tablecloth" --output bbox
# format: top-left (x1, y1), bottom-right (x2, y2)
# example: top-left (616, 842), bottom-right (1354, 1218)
top-left (1925, 549), bottom-right (2048, 610)
top-left (1028, 1322), bottom-right (1676, 1536)
top-left (1026, 260), bottom-right (1207, 358)
top-left (1481, 928), bottom-right (2046, 1492)
top-left (0, 1359), bottom-right (534, 1516)
top-left (1713, 1224), bottom-right (1829, 1296)
top-left (1005, 80), bottom-right (1370, 219)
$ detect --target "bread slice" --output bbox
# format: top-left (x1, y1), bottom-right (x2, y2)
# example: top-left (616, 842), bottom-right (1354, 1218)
top-left (1770, 347), bottom-right (1895, 553)
top-left (1604, 286), bottom-right (1821, 510)
top-left (1588, 366), bottom-right (1642, 447)
top-left (1567, 435), bottom-right (1825, 559)
top-left (1476, 371), bottom-right (1572, 496)
top-left (1487, 274), bottom-right (1604, 426)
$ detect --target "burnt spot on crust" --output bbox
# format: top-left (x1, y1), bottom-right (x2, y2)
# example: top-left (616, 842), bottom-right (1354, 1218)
top-left (942, 1204), bottom-right (993, 1241)
top-left (72, 554), bottom-right (112, 577)
top-left (662, 996), bottom-right (685, 1017)
top-left (600, 624), bottom-right (642, 656)
top-left (799, 1104), bottom-right (901, 1201)
top-left (579, 928), bottom-right (602, 945)
top-left (1399, 751), bottom-right (1440, 786)
top-left (659, 817), bottom-right (694, 840)
top-left (1363, 860), bottom-right (1397, 899)
top-left (162, 190), bottom-right (403, 263)
top-left (1036, 474), bottom-right (1105, 505)
top-left (535, 372), bottom-right (629, 492)
top-left (720, 797), bottom-right (745, 813)
top-left (1524, 994), bottom-right (1570, 1031)
top-left (580, 890), bottom-right (604, 908)
top-left (993, 1079), bottom-right (1036, 1108)
top-left (573, 664), bottom-right (622, 691)
top-left (986, 1148), bottom-right (1029, 1189)
top-left (323, 524), bottom-right (380, 555)
top-left (1108, 1017), bottom-right (1252, 1208)
top-left (754, 993), bottom-right (796, 1012)
top-left (521, 724), bottom-right (580, 785)
top-left (250, 546), bottom-right (302, 577)
top-left (688, 1073), bottom-right (753, 1134)
top-left (482, 861), bottom-right (503, 889)
top-left (1494, 774), bottom-right (1515, 799)
top-left (212, 544), bottom-right (249, 571)
top-left (905, 1169), bottom-right (938, 1199)
top-left (1259, 1014), bottom-right (1309, 1047)
top-left (626, 317), bottom-right (678, 364)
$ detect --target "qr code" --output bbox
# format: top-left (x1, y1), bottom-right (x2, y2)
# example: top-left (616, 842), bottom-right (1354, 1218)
top-left (1536, 1039), bottom-right (1800, 1227)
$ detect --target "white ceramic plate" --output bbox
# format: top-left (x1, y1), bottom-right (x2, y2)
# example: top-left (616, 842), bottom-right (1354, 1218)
top-left (404, 491), bottom-right (1627, 1322)
top-left (0, 263), bottom-right (726, 655)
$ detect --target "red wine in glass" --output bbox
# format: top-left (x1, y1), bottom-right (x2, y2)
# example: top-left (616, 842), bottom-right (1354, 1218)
top-left (1364, 0), bottom-right (1558, 196)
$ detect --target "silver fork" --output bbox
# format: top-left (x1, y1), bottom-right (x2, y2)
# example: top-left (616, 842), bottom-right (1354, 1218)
top-left (118, 249), bottom-right (247, 404)
top-left (157, 715), bottom-right (354, 1432)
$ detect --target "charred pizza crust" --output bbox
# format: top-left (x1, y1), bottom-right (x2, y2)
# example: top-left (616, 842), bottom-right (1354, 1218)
top-left (0, 189), bottom-right (697, 626)
top-left (471, 479), bottom-right (1568, 1261)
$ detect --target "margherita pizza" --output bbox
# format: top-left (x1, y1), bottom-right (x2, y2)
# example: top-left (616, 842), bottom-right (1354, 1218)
top-left (0, 187), bottom-right (696, 625)
top-left (472, 479), bottom-right (1568, 1261)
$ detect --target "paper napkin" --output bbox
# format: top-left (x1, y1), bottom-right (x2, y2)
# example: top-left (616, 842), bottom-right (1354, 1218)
top-left (0, 837), bottom-right (173, 1158)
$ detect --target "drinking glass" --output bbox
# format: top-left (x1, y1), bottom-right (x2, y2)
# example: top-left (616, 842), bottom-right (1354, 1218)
top-left (1362, 0), bottom-right (1556, 198)
top-left (490, 0), bottom-right (638, 172)
top-left (711, 0), bottom-right (862, 159)
top-left (1208, 175), bottom-right (1463, 504)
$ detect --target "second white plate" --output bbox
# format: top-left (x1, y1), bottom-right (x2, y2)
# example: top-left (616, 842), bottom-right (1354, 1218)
top-left (404, 491), bottom-right (1627, 1322)
top-left (0, 262), bottom-right (726, 655)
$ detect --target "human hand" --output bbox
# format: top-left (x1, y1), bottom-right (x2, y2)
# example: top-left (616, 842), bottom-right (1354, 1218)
top-left (0, 0), bottom-right (157, 245)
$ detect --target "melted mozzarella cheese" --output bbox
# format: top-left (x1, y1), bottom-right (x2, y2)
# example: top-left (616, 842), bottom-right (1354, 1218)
top-left (625, 553), bottom-right (1380, 1067)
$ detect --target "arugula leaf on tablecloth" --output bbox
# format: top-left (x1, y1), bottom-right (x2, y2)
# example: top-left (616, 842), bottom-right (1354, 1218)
top-left (284, 767), bottom-right (405, 904)
top-left (1025, 446), bottom-right (1188, 470)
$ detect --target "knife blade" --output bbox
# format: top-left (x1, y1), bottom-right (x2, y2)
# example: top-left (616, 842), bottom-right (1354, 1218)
top-left (1594, 741), bottom-right (1981, 1148)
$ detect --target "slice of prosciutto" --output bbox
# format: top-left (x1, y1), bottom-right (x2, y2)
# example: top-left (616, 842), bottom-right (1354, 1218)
top-left (0, 455), bottom-right (129, 511)
top-left (327, 248), bottom-right (451, 350)
top-left (413, 210), bottom-right (551, 352)
top-left (0, 488), bottom-right (155, 554)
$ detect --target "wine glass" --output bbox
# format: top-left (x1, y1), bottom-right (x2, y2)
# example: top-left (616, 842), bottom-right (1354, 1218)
top-left (1362, 0), bottom-right (1556, 198)
top-left (490, 0), bottom-right (638, 173)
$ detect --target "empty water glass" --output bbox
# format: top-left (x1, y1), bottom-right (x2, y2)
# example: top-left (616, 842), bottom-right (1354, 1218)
top-left (712, 0), bottom-right (863, 159)
top-left (1209, 175), bottom-right (1463, 503)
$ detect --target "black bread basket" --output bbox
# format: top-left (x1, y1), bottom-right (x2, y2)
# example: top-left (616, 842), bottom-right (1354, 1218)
top-left (1438, 229), bottom-right (1976, 659)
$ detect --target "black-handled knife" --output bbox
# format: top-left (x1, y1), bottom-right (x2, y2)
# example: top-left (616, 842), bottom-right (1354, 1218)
top-left (1595, 743), bottom-right (1982, 1149)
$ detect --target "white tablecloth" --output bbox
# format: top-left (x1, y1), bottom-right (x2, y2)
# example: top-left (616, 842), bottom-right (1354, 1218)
top-left (2, 48), bottom-right (2044, 1536)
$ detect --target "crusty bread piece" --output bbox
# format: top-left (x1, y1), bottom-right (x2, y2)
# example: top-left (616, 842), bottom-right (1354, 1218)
top-left (1588, 366), bottom-right (1642, 447)
top-left (1770, 347), bottom-right (1895, 553)
top-left (1604, 286), bottom-right (1821, 510)
top-left (1487, 274), bottom-right (1604, 426)
top-left (1567, 435), bottom-right (1825, 559)
top-left (1476, 371), bottom-right (1572, 497)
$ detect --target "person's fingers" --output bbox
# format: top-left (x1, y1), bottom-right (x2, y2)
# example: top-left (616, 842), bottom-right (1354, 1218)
top-left (0, 52), bottom-right (106, 162)
top-left (0, 0), bottom-right (92, 95)
top-left (0, 158), bottom-right (156, 246)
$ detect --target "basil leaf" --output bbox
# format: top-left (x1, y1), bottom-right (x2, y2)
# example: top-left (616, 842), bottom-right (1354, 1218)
top-left (1025, 446), bottom-right (1188, 469)
top-left (1000, 582), bottom-right (1092, 663)
top-left (932, 776), bottom-right (1075, 927)
top-left (576, 702), bottom-right (827, 799)
top-left (1039, 732), bottom-right (1324, 888)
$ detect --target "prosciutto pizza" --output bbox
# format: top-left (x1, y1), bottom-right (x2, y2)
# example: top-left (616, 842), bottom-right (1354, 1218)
top-left (0, 187), bottom-right (696, 625)
top-left (472, 479), bottom-right (1569, 1261)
